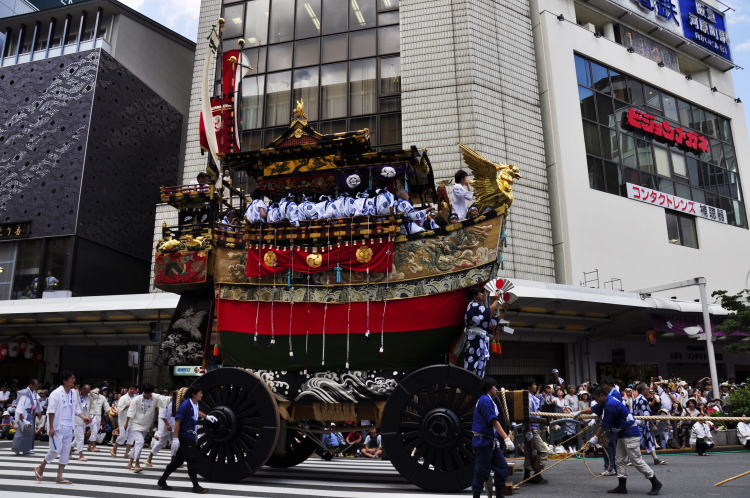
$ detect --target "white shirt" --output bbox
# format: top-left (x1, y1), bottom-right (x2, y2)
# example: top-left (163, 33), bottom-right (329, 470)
top-left (737, 421), bottom-right (750, 445)
top-left (451, 183), bottom-right (474, 220)
top-left (157, 402), bottom-right (175, 434)
top-left (657, 386), bottom-right (673, 413)
top-left (245, 199), bottom-right (268, 224)
top-left (47, 385), bottom-right (81, 430)
top-left (127, 394), bottom-right (169, 433)
top-left (0, 390), bottom-right (10, 402)
top-left (690, 421), bottom-right (713, 446)
top-left (14, 387), bottom-right (40, 422)
top-left (190, 400), bottom-right (199, 421)
top-left (117, 394), bottom-right (135, 428)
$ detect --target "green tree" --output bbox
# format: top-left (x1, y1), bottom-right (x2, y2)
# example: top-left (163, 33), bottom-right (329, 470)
top-left (726, 380), bottom-right (750, 418)
top-left (712, 289), bottom-right (750, 353)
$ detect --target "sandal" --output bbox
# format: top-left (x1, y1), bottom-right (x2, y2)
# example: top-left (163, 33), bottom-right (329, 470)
top-left (34, 466), bottom-right (43, 482)
top-left (56, 479), bottom-right (73, 485)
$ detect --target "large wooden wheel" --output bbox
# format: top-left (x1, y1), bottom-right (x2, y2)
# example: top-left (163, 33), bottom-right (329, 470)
top-left (265, 427), bottom-right (317, 468)
top-left (190, 367), bottom-right (280, 482)
top-left (381, 364), bottom-right (482, 492)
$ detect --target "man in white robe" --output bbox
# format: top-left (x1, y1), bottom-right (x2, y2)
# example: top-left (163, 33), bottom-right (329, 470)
top-left (111, 385), bottom-right (137, 458)
top-left (452, 169), bottom-right (474, 220)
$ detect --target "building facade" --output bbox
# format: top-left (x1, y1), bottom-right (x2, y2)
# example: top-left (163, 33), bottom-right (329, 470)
top-left (0, 0), bottom-right (194, 385)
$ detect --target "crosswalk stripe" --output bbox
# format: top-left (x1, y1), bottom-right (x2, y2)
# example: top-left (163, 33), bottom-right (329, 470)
top-left (0, 443), bottom-right (468, 497)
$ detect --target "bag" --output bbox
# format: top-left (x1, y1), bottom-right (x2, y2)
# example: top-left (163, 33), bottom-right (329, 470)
top-left (448, 328), bottom-right (468, 364)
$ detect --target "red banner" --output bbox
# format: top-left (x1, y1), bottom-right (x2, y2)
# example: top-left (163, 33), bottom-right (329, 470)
top-left (217, 289), bottom-right (468, 336)
top-left (246, 241), bottom-right (393, 277)
top-left (200, 50), bottom-right (241, 155)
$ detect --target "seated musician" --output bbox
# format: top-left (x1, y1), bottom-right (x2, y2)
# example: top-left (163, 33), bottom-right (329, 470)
top-left (298, 194), bottom-right (319, 221)
top-left (395, 190), bottom-right (426, 234)
top-left (374, 189), bottom-right (395, 216)
top-left (332, 193), bottom-right (356, 218)
top-left (279, 193), bottom-right (301, 226)
top-left (315, 195), bottom-right (336, 220)
top-left (220, 210), bottom-right (241, 233)
top-left (353, 192), bottom-right (375, 217)
top-left (244, 190), bottom-right (267, 224)
top-left (267, 202), bottom-right (282, 223)
top-left (190, 172), bottom-right (211, 193)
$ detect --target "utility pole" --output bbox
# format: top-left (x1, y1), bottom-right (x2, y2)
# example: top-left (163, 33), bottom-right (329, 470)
top-left (637, 277), bottom-right (720, 398)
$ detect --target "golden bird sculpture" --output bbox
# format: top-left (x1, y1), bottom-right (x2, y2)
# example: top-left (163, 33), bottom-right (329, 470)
top-left (458, 144), bottom-right (521, 212)
top-left (293, 99), bottom-right (307, 123)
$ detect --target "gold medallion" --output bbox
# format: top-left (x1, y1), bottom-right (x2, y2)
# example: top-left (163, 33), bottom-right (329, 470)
top-left (263, 251), bottom-right (278, 267)
top-left (356, 246), bottom-right (373, 264)
top-left (306, 253), bottom-right (322, 268)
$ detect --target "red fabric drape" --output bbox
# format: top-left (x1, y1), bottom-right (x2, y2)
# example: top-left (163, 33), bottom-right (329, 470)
top-left (246, 241), bottom-right (393, 277)
top-left (199, 50), bottom-right (241, 155)
top-left (217, 289), bottom-right (468, 336)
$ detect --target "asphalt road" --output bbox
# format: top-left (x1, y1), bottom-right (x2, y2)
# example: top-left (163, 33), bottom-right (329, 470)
top-left (0, 438), bottom-right (747, 497)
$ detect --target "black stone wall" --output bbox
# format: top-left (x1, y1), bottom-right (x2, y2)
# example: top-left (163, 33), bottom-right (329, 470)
top-left (0, 50), bottom-right (99, 238)
top-left (78, 50), bottom-right (180, 261)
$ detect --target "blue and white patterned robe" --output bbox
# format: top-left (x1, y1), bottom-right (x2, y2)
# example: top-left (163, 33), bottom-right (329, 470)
top-left (632, 394), bottom-right (655, 451)
top-left (463, 301), bottom-right (497, 378)
top-left (244, 199), bottom-right (267, 224)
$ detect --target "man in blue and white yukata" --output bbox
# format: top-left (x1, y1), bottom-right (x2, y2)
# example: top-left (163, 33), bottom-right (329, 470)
top-left (471, 377), bottom-right (514, 498)
top-left (279, 194), bottom-right (301, 226)
top-left (463, 286), bottom-right (500, 379)
top-left (12, 378), bottom-right (40, 455)
top-left (244, 190), bottom-right (267, 224)
top-left (395, 190), bottom-right (426, 234)
top-left (633, 383), bottom-right (666, 466)
top-left (584, 386), bottom-right (663, 495)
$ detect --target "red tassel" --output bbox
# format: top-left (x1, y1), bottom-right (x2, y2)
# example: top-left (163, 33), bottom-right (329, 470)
top-left (213, 344), bottom-right (219, 357)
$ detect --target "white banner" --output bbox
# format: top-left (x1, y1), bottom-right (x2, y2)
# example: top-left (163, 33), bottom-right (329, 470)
top-left (626, 182), bottom-right (727, 224)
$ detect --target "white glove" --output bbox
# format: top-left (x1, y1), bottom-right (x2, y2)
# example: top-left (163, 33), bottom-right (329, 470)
top-left (504, 437), bottom-right (515, 452)
top-left (525, 431), bottom-right (534, 441)
top-left (587, 436), bottom-right (598, 446)
top-left (23, 419), bottom-right (31, 428)
top-left (171, 437), bottom-right (180, 456)
top-left (205, 414), bottom-right (218, 424)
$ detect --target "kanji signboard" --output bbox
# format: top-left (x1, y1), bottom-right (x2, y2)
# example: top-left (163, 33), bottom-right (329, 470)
top-left (626, 183), bottom-right (727, 224)
top-left (622, 107), bottom-right (709, 155)
top-left (678, 0), bottom-right (731, 61)
top-left (0, 222), bottom-right (30, 240)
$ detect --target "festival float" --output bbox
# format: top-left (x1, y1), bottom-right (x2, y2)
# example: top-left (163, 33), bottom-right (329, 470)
top-left (152, 20), bottom-right (526, 493)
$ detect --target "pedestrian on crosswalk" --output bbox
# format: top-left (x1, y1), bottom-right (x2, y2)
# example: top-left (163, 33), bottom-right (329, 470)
top-left (146, 393), bottom-right (174, 468)
top-left (125, 383), bottom-right (170, 473)
top-left (72, 384), bottom-right (91, 461)
top-left (111, 384), bottom-right (137, 459)
top-left (158, 386), bottom-right (217, 493)
top-left (12, 378), bottom-right (40, 456)
top-left (34, 371), bottom-right (91, 485)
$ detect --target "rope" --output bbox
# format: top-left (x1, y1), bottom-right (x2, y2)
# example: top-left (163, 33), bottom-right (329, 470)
top-left (496, 389), bottom-right (511, 428)
top-left (530, 412), bottom-right (750, 422)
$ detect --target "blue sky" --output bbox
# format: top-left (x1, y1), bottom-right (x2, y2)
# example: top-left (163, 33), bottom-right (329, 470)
top-left (124, 0), bottom-right (750, 128)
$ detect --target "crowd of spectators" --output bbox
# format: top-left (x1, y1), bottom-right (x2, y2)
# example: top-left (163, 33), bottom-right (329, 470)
top-left (535, 370), bottom-right (749, 458)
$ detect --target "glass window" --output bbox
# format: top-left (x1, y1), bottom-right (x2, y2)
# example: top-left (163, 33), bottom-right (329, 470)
top-left (296, 0), bottom-right (322, 39)
top-left (0, 243), bottom-right (16, 300)
top-left (378, 0), bottom-right (398, 10)
top-left (678, 214), bottom-right (698, 248)
top-left (242, 75), bottom-right (266, 129)
top-left (267, 42), bottom-right (293, 71)
top-left (321, 62), bottom-right (348, 119)
top-left (269, 0), bottom-right (295, 43)
top-left (719, 117), bottom-right (732, 143)
top-left (323, 0), bottom-right (349, 34)
top-left (604, 161), bottom-right (620, 195)
top-left (595, 93), bottom-right (614, 126)
top-left (242, 130), bottom-right (264, 150)
top-left (244, 46), bottom-right (267, 75)
top-left (703, 111), bottom-right (718, 138)
top-left (600, 126), bottom-right (619, 162)
top-left (44, 238), bottom-right (72, 292)
top-left (636, 139), bottom-right (655, 175)
top-left (623, 167), bottom-right (640, 188)
top-left (627, 79), bottom-right (644, 107)
top-left (691, 188), bottom-right (705, 204)
top-left (662, 94), bottom-right (678, 122)
top-left (293, 66), bottom-right (319, 120)
top-left (379, 112), bottom-right (401, 145)
top-left (689, 106), bottom-right (704, 131)
top-left (582, 121), bottom-right (601, 157)
top-left (579, 86), bottom-right (596, 121)
top-left (245, 0), bottom-right (270, 45)
top-left (378, 11), bottom-right (399, 25)
top-left (223, 4), bottom-right (245, 39)
top-left (350, 29), bottom-right (376, 59)
top-left (671, 150), bottom-right (687, 177)
top-left (12, 239), bottom-right (43, 299)
top-left (350, 58), bottom-right (377, 115)
top-left (591, 63), bottom-right (609, 93)
top-left (654, 145), bottom-right (670, 177)
top-left (665, 212), bottom-right (680, 245)
top-left (611, 73), bottom-right (628, 101)
top-left (294, 38), bottom-right (320, 66)
top-left (379, 95), bottom-right (400, 112)
top-left (322, 33), bottom-right (348, 62)
top-left (620, 133), bottom-right (636, 168)
top-left (319, 119), bottom-right (349, 134)
top-left (265, 71), bottom-right (292, 126)
top-left (677, 99), bottom-right (691, 127)
top-left (587, 156), bottom-right (605, 192)
top-left (351, 115), bottom-right (377, 144)
top-left (675, 182), bottom-right (691, 200)
top-left (659, 177), bottom-right (675, 195)
top-left (378, 25), bottom-right (399, 54)
top-left (644, 85), bottom-right (661, 111)
top-left (380, 55), bottom-right (400, 95)
top-left (575, 55), bottom-right (591, 87)
top-left (350, 0), bottom-right (376, 29)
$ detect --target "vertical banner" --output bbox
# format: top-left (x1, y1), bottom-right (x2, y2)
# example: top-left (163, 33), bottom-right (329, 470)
top-left (200, 49), bottom-right (247, 156)
top-left (156, 289), bottom-right (214, 366)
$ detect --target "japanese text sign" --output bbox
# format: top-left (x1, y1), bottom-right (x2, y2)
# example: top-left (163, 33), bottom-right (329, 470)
top-left (608, 0), bottom-right (684, 36)
top-left (626, 183), bottom-right (727, 223)
top-left (0, 222), bottom-right (30, 240)
top-left (623, 107), bottom-right (709, 154)
top-left (678, 0), bottom-right (731, 61)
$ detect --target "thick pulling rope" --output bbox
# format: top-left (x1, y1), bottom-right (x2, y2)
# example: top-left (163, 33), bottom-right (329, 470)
top-left (531, 412), bottom-right (750, 422)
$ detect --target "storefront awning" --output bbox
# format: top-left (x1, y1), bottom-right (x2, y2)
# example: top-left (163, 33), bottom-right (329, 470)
top-left (0, 293), bottom-right (180, 345)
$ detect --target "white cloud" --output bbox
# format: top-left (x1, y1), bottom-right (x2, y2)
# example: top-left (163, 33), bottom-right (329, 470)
top-left (120, 0), bottom-right (201, 41)
top-left (734, 39), bottom-right (750, 52)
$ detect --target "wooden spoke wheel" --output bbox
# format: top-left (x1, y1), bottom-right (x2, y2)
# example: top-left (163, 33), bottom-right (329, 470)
top-left (381, 364), bottom-right (482, 492)
top-left (265, 428), bottom-right (317, 468)
top-left (190, 367), bottom-right (280, 482)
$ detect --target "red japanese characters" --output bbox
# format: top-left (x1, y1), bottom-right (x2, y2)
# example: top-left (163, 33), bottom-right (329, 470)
top-left (623, 107), bottom-right (710, 154)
